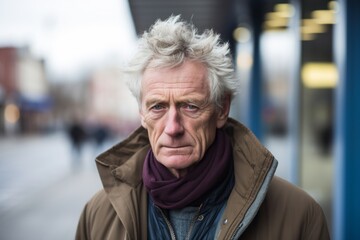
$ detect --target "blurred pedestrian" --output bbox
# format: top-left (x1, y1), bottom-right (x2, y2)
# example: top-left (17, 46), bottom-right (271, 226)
top-left (76, 16), bottom-right (330, 239)
top-left (67, 121), bottom-right (87, 169)
top-left (93, 124), bottom-right (109, 150)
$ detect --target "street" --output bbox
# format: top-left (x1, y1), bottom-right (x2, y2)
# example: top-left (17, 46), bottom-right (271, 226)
top-left (0, 131), bottom-right (106, 240)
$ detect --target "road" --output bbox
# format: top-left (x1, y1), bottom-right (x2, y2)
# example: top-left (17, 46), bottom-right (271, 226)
top-left (0, 131), bottom-right (109, 240)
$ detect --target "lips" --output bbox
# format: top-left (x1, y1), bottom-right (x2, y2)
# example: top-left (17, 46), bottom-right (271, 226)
top-left (161, 145), bottom-right (191, 149)
top-left (160, 145), bottom-right (193, 154)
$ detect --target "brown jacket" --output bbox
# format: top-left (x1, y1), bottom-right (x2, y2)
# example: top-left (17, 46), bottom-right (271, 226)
top-left (76, 118), bottom-right (330, 239)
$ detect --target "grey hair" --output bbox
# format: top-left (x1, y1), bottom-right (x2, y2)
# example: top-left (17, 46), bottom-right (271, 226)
top-left (125, 15), bottom-right (238, 109)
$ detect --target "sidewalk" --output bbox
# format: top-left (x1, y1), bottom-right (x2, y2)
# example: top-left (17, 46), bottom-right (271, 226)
top-left (0, 132), bottom-right (103, 240)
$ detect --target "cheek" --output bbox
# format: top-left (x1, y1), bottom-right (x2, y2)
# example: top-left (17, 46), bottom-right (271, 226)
top-left (191, 122), bottom-right (216, 147)
top-left (201, 128), bottom-right (216, 147)
top-left (141, 113), bottom-right (158, 131)
top-left (196, 118), bottom-right (218, 147)
top-left (145, 122), bottom-right (163, 148)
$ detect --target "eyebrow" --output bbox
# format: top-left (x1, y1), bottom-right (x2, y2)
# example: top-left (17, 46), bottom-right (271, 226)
top-left (144, 98), bottom-right (162, 108)
top-left (144, 95), bottom-right (209, 108)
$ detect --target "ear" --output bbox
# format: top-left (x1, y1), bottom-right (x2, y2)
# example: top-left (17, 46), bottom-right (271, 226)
top-left (216, 95), bottom-right (231, 128)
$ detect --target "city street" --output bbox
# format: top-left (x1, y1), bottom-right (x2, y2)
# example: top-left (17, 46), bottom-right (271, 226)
top-left (0, 132), bottom-right (105, 240)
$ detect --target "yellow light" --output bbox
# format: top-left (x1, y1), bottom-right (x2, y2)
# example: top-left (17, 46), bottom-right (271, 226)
top-left (274, 3), bottom-right (295, 17)
top-left (266, 11), bottom-right (291, 20)
top-left (236, 52), bottom-right (253, 70)
top-left (4, 104), bottom-right (20, 124)
top-left (301, 24), bottom-right (326, 34)
top-left (301, 33), bottom-right (316, 41)
top-left (266, 12), bottom-right (281, 20)
top-left (302, 63), bottom-right (338, 88)
top-left (328, 1), bottom-right (338, 11)
top-left (263, 3), bottom-right (294, 31)
top-left (312, 10), bottom-right (336, 24)
top-left (233, 27), bottom-right (251, 43)
top-left (264, 18), bottom-right (289, 28)
top-left (302, 18), bottom-right (317, 26)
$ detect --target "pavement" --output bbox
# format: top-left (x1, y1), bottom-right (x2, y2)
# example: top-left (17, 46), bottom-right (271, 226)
top-left (0, 132), bottom-right (107, 240)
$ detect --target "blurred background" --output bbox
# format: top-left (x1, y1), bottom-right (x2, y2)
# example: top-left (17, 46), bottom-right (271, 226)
top-left (0, 0), bottom-right (359, 239)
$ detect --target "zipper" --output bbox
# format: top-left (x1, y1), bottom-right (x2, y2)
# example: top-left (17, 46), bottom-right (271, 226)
top-left (230, 222), bottom-right (244, 240)
top-left (156, 204), bottom-right (203, 240)
top-left (185, 204), bottom-right (203, 240)
top-left (157, 207), bottom-right (177, 240)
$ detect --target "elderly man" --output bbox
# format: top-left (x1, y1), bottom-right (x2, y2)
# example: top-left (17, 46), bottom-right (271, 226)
top-left (76, 16), bottom-right (330, 239)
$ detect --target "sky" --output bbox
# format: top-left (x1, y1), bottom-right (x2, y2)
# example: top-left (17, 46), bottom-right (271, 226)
top-left (0, 0), bottom-right (137, 81)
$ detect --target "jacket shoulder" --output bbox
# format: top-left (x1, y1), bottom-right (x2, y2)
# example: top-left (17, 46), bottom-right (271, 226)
top-left (76, 190), bottom-right (127, 240)
top-left (266, 176), bottom-right (328, 225)
top-left (244, 176), bottom-right (330, 239)
top-left (268, 176), bottom-right (316, 204)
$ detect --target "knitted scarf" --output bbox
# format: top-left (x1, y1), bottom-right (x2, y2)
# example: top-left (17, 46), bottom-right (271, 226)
top-left (143, 129), bottom-right (232, 209)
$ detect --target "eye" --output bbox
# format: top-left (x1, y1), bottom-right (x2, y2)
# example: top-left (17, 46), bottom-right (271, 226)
top-left (183, 104), bottom-right (199, 111)
top-left (150, 104), bottom-right (165, 111)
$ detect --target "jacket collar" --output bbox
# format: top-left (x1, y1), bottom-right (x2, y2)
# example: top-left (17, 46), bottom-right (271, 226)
top-left (95, 126), bottom-right (150, 239)
top-left (96, 126), bottom-right (150, 191)
top-left (224, 118), bottom-right (275, 195)
top-left (217, 118), bottom-right (277, 239)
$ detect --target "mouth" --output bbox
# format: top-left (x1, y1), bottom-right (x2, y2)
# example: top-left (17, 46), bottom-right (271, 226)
top-left (161, 146), bottom-right (192, 157)
top-left (162, 145), bottom-right (190, 149)
top-left (163, 146), bottom-right (188, 151)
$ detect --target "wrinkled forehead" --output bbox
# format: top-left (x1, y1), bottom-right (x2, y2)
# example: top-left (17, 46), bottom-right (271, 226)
top-left (142, 60), bottom-right (209, 88)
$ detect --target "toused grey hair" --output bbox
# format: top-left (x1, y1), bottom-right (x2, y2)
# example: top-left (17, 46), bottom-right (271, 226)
top-left (125, 15), bottom-right (238, 109)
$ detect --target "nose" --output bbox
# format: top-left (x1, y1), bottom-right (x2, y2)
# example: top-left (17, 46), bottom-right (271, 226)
top-left (164, 107), bottom-right (184, 137)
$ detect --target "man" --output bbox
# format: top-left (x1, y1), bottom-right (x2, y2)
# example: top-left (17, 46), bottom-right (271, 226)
top-left (76, 16), bottom-right (330, 239)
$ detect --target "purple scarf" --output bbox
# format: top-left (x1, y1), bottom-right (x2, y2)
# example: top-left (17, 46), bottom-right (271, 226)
top-left (143, 129), bottom-right (232, 209)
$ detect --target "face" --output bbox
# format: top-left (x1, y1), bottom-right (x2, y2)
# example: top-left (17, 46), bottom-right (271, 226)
top-left (140, 60), bottom-right (230, 177)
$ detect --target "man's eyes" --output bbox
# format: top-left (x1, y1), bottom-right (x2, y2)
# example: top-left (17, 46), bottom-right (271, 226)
top-left (182, 104), bottom-right (199, 111)
top-left (150, 104), bottom-right (165, 111)
top-left (148, 103), bottom-right (200, 113)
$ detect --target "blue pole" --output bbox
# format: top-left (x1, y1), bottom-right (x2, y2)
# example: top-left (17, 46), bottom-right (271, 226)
top-left (334, 0), bottom-right (360, 239)
top-left (248, 1), bottom-right (265, 141)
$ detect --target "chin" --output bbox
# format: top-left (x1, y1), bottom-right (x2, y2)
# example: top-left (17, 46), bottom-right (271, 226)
top-left (159, 156), bottom-right (196, 169)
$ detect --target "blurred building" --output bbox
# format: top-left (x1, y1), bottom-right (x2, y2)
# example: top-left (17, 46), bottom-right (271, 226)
top-left (0, 47), bottom-right (52, 135)
top-left (89, 66), bottom-right (139, 135)
top-left (48, 65), bottom-right (139, 139)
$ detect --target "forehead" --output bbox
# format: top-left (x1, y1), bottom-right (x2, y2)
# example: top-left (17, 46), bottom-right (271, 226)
top-left (141, 61), bottom-right (209, 93)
